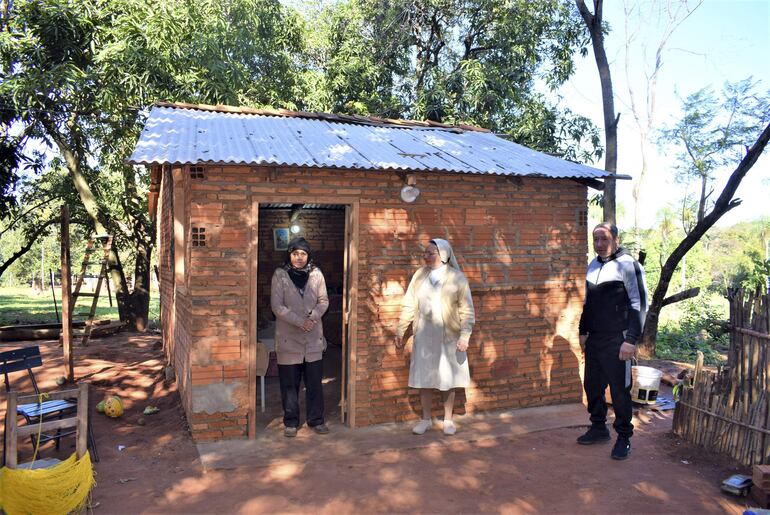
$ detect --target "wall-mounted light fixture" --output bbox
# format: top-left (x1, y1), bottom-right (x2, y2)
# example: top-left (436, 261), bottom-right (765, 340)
top-left (399, 173), bottom-right (420, 203)
top-left (289, 204), bottom-right (304, 235)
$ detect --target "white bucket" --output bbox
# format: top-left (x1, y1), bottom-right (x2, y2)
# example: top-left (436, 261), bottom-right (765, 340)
top-left (631, 366), bottom-right (663, 404)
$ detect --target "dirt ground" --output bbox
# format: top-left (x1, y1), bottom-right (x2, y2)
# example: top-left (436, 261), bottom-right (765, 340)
top-left (1, 333), bottom-right (762, 514)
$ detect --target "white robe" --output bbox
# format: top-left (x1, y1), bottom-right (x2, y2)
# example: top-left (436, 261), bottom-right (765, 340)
top-left (408, 276), bottom-right (471, 390)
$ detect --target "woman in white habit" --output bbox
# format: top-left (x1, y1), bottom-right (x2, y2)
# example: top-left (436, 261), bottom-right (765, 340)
top-left (396, 238), bottom-right (475, 435)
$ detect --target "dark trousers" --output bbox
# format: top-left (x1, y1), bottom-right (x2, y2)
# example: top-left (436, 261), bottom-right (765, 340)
top-left (278, 359), bottom-right (324, 428)
top-left (583, 332), bottom-right (634, 439)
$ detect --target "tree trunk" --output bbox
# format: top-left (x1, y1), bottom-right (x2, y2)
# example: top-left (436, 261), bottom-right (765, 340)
top-left (122, 165), bottom-right (155, 332)
top-left (43, 120), bottom-right (138, 326)
top-left (626, 0), bottom-right (702, 232)
top-left (129, 239), bottom-right (152, 331)
top-left (576, 0), bottom-right (618, 224)
top-left (56, 140), bottom-right (131, 320)
top-left (638, 121), bottom-right (770, 356)
top-left (125, 204), bottom-right (154, 333)
top-left (698, 173), bottom-right (707, 222)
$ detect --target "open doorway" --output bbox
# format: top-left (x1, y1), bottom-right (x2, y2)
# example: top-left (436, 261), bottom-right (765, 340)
top-left (254, 203), bottom-right (348, 432)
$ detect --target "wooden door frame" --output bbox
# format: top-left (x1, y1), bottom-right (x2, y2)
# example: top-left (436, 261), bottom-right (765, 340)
top-left (247, 196), bottom-right (359, 438)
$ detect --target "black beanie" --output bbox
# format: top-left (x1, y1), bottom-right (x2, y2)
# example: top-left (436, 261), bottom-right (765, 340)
top-left (287, 237), bottom-right (311, 254)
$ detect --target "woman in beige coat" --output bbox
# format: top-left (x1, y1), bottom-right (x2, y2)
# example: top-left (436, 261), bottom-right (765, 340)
top-left (396, 238), bottom-right (475, 436)
top-left (271, 237), bottom-right (329, 437)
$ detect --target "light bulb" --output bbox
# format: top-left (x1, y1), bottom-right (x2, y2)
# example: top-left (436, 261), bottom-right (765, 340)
top-left (400, 185), bottom-right (420, 203)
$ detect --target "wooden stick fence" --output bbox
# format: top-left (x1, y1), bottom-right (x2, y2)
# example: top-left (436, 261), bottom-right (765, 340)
top-left (672, 289), bottom-right (770, 466)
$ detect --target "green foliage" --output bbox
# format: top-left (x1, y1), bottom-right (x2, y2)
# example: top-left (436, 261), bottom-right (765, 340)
top-left (635, 214), bottom-right (770, 298)
top-left (701, 218), bottom-right (770, 292)
top-left (307, 0), bottom-right (601, 161)
top-left (737, 251), bottom-right (770, 292)
top-left (658, 79), bottom-right (770, 223)
top-left (655, 294), bottom-right (728, 365)
top-left (635, 215), bottom-right (768, 361)
top-left (0, 0), bottom-right (308, 299)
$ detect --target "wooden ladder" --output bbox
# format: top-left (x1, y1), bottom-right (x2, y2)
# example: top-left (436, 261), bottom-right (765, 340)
top-left (70, 234), bottom-right (112, 346)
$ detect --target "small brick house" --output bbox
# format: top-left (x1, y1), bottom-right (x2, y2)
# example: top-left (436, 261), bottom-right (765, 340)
top-left (129, 102), bottom-right (617, 442)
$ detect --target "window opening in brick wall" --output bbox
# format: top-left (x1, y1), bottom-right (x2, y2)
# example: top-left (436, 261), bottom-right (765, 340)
top-left (191, 227), bottom-right (206, 247)
top-left (190, 166), bottom-right (206, 179)
top-left (578, 209), bottom-right (588, 227)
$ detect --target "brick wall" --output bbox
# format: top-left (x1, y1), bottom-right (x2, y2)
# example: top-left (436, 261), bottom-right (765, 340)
top-left (164, 165), bottom-right (587, 441)
top-left (352, 172), bottom-right (587, 425)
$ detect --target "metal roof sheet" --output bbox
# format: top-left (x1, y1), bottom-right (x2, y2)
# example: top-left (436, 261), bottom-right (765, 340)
top-left (128, 105), bottom-right (618, 180)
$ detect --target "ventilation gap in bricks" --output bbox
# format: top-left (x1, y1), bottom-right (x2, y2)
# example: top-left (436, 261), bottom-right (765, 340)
top-left (190, 166), bottom-right (206, 179)
top-left (191, 226), bottom-right (206, 247)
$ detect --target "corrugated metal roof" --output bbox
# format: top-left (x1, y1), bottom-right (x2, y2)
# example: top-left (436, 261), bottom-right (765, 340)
top-left (128, 104), bottom-right (620, 180)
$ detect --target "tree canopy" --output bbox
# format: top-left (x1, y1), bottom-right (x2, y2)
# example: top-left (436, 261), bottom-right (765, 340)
top-left (1, 0), bottom-right (604, 327)
top-left (0, 0), bottom-right (307, 327)
top-left (659, 79), bottom-right (770, 225)
top-left (308, 0), bottom-right (602, 161)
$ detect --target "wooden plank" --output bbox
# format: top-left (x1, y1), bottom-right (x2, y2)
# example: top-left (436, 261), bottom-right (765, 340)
top-left (752, 393), bottom-right (765, 464)
top-left (347, 200), bottom-right (360, 429)
top-left (340, 204), bottom-right (350, 424)
top-left (16, 417), bottom-right (78, 438)
top-left (743, 326), bottom-right (751, 415)
top-left (754, 335), bottom-right (760, 405)
top-left (76, 382), bottom-right (88, 458)
top-left (5, 390), bottom-right (18, 468)
top-left (733, 326), bottom-right (770, 340)
top-left (762, 395), bottom-right (770, 463)
top-left (247, 201), bottom-right (258, 439)
top-left (61, 205), bottom-right (74, 381)
top-left (16, 387), bottom-right (80, 404)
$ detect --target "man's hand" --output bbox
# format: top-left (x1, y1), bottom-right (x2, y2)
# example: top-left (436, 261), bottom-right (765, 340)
top-left (579, 335), bottom-right (588, 352)
top-left (456, 339), bottom-right (468, 352)
top-left (301, 319), bottom-right (316, 332)
top-left (619, 342), bottom-right (636, 361)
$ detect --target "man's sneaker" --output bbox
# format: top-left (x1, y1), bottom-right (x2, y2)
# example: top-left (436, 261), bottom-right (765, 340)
top-left (611, 436), bottom-right (631, 460)
top-left (443, 420), bottom-right (456, 436)
top-left (412, 419), bottom-right (432, 435)
top-left (576, 426), bottom-right (611, 445)
top-left (312, 423), bottom-right (330, 435)
top-left (284, 426), bottom-right (298, 438)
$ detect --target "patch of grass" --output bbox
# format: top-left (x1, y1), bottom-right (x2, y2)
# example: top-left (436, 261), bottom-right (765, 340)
top-left (655, 293), bottom-right (728, 366)
top-left (0, 286), bottom-right (160, 327)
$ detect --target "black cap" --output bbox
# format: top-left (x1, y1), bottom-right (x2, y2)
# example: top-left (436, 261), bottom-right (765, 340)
top-left (287, 237), bottom-right (311, 254)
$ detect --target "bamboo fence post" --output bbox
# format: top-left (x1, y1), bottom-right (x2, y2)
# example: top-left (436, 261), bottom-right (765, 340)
top-left (675, 290), bottom-right (769, 465)
top-left (743, 292), bottom-right (750, 411)
top-left (755, 392), bottom-right (767, 464)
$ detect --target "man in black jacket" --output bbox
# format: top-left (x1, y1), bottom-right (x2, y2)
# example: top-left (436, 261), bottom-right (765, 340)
top-left (577, 222), bottom-right (648, 460)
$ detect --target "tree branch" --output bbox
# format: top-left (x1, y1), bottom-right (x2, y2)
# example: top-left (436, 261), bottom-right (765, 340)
top-left (0, 197), bottom-right (55, 237)
top-left (641, 121), bottom-right (770, 354)
top-left (661, 287), bottom-right (700, 307)
top-left (0, 218), bottom-right (58, 278)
